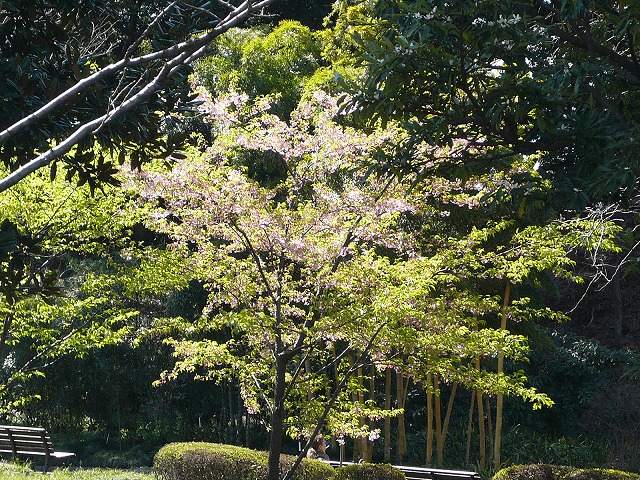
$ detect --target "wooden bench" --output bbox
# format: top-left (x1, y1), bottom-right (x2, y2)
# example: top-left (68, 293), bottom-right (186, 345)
top-left (328, 460), bottom-right (482, 480)
top-left (0, 425), bottom-right (75, 471)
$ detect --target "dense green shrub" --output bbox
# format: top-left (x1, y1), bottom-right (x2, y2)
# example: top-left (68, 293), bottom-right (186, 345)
top-left (493, 465), bottom-right (572, 480)
top-left (500, 430), bottom-right (607, 468)
top-left (153, 442), bottom-right (333, 480)
top-left (332, 463), bottom-right (405, 480)
top-left (515, 332), bottom-right (634, 435)
top-left (566, 470), bottom-right (640, 480)
top-left (493, 465), bottom-right (640, 480)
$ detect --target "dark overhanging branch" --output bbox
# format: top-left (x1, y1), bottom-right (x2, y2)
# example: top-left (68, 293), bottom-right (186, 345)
top-left (0, 0), bottom-right (276, 193)
top-left (124, 1), bottom-right (180, 60)
top-left (0, 45), bottom-right (194, 193)
top-left (531, 0), bottom-right (640, 82)
top-left (1, 0), bottom-right (263, 143)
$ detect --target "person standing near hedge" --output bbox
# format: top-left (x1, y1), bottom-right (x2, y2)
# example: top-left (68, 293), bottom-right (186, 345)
top-left (307, 436), bottom-right (330, 461)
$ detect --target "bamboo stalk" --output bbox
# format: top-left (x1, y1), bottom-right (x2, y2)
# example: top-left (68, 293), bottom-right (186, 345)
top-left (433, 376), bottom-right (442, 467)
top-left (494, 281), bottom-right (511, 470)
top-left (426, 374), bottom-right (434, 466)
top-left (396, 371), bottom-right (407, 463)
top-left (466, 389), bottom-right (475, 464)
top-left (476, 385), bottom-right (486, 468)
top-left (384, 367), bottom-right (392, 462)
top-left (437, 381), bottom-right (457, 465)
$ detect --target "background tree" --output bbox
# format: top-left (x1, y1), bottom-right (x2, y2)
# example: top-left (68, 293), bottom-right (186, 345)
top-left (265, 1), bottom-right (334, 30)
top-left (194, 20), bottom-right (322, 119)
top-left (342, 0), bottom-right (640, 211)
top-left (0, 165), bottom-right (190, 411)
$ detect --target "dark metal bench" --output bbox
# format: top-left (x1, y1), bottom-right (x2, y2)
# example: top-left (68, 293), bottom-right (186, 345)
top-left (328, 460), bottom-right (482, 480)
top-left (0, 425), bottom-right (75, 471)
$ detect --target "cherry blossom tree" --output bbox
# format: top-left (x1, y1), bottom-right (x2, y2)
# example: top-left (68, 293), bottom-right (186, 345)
top-left (130, 91), bottom-right (409, 479)
top-left (126, 90), bottom-right (587, 477)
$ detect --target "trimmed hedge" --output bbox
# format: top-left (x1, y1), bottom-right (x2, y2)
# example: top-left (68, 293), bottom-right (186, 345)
top-left (332, 463), bottom-right (405, 480)
top-left (153, 442), bottom-right (334, 480)
top-left (493, 465), bottom-right (640, 480)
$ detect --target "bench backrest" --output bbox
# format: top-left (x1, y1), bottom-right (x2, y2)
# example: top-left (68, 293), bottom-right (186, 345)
top-left (0, 425), bottom-right (55, 455)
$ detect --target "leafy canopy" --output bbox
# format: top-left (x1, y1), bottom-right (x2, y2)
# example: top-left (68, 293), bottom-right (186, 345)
top-left (343, 0), bottom-right (640, 211)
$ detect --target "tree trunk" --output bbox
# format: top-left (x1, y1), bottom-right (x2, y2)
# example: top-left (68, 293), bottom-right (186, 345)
top-left (365, 364), bottom-right (375, 462)
top-left (220, 380), bottom-right (228, 443)
top-left (486, 395), bottom-right (494, 461)
top-left (494, 281), bottom-right (510, 471)
top-left (358, 366), bottom-right (368, 461)
top-left (228, 382), bottom-right (236, 443)
top-left (436, 381), bottom-right (457, 467)
top-left (466, 389), bottom-right (475, 464)
top-left (384, 367), bottom-right (392, 462)
top-left (0, 312), bottom-right (12, 365)
top-left (396, 371), bottom-right (408, 464)
top-left (267, 357), bottom-right (288, 480)
top-left (426, 374), bottom-right (434, 467)
top-left (474, 317), bottom-right (485, 469)
top-left (433, 376), bottom-right (442, 467)
top-left (245, 413), bottom-right (252, 448)
top-left (236, 387), bottom-right (244, 444)
top-left (282, 323), bottom-right (389, 480)
top-left (351, 356), bottom-right (362, 462)
top-left (476, 388), bottom-right (485, 469)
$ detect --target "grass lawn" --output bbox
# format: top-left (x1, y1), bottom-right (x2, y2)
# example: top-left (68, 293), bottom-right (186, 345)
top-left (0, 462), bottom-right (155, 479)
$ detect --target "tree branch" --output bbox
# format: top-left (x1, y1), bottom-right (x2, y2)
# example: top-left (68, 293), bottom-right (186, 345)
top-left (282, 321), bottom-right (388, 480)
top-left (533, 0), bottom-right (640, 82)
top-left (0, 0), bottom-right (275, 192)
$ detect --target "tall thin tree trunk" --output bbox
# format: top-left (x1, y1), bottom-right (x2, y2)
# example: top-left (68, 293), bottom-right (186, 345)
top-left (494, 281), bottom-right (510, 471)
top-left (351, 355), bottom-right (361, 462)
top-left (436, 381), bottom-right (457, 466)
top-left (474, 317), bottom-right (486, 469)
top-left (426, 374), bottom-right (434, 467)
top-left (245, 413), bottom-right (251, 448)
top-left (0, 312), bottom-right (12, 365)
top-left (333, 346), bottom-right (341, 460)
top-left (228, 382), bottom-right (236, 443)
top-left (384, 367), bottom-right (392, 462)
top-left (365, 364), bottom-right (375, 462)
top-left (486, 395), bottom-right (494, 461)
top-left (267, 357), bottom-right (288, 480)
top-left (466, 389), bottom-right (475, 464)
top-left (476, 386), bottom-right (486, 469)
top-left (220, 381), bottom-right (228, 443)
top-left (236, 388), bottom-right (244, 444)
top-left (358, 366), bottom-right (368, 461)
top-left (433, 376), bottom-right (442, 467)
top-left (396, 371), bottom-right (408, 464)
